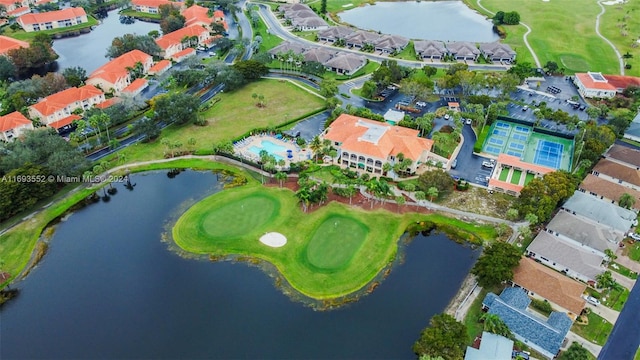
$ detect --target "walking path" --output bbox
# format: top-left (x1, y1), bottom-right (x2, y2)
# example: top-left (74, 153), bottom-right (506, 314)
top-left (564, 331), bottom-right (603, 357)
top-left (595, 1), bottom-right (625, 75)
top-left (476, 0), bottom-right (541, 68)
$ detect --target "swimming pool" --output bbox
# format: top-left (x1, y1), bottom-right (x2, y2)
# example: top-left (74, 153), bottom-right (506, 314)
top-left (248, 140), bottom-right (288, 160)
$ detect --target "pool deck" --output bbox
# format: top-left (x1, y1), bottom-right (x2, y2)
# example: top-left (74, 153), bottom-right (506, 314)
top-left (234, 135), bottom-right (310, 165)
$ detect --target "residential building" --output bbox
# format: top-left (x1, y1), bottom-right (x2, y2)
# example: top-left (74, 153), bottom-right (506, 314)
top-left (511, 258), bottom-right (586, 318)
top-left (155, 25), bottom-right (211, 60)
top-left (17, 7), bottom-right (88, 32)
top-left (322, 114), bottom-right (433, 176)
top-left (592, 159), bottom-right (640, 190)
top-left (488, 154), bottom-right (554, 196)
top-left (268, 41), bottom-right (306, 59)
top-left (602, 74), bottom-right (640, 93)
top-left (464, 332), bottom-right (513, 360)
top-left (573, 72), bottom-right (617, 99)
top-left (301, 47), bottom-right (334, 64)
top-left (324, 52), bottom-right (366, 75)
top-left (28, 85), bottom-right (106, 131)
top-left (482, 288), bottom-right (572, 359)
top-left (546, 209), bottom-right (624, 255)
top-left (373, 34), bottom-right (409, 53)
top-left (562, 190), bottom-right (637, 233)
top-left (131, 0), bottom-right (182, 14)
top-left (579, 174), bottom-right (640, 211)
top-left (413, 40), bottom-right (446, 60)
top-left (605, 143), bottom-right (640, 168)
top-left (120, 78), bottom-right (148, 97)
top-left (446, 41), bottom-right (480, 61)
top-left (317, 26), bottom-right (354, 43)
top-left (0, 111), bottom-right (34, 142)
top-left (182, 5), bottom-right (227, 30)
top-left (171, 47), bottom-right (196, 62)
top-left (291, 16), bottom-right (328, 31)
top-left (0, 0), bottom-right (32, 16)
top-left (0, 36), bottom-right (29, 56)
top-left (87, 50), bottom-right (153, 94)
top-left (479, 42), bottom-right (516, 63)
top-left (345, 30), bottom-right (381, 49)
top-left (148, 59), bottom-right (172, 76)
top-left (526, 230), bottom-right (605, 284)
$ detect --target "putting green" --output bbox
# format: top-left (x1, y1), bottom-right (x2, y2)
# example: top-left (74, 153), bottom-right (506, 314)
top-left (305, 215), bottom-right (368, 271)
top-left (199, 193), bottom-right (279, 240)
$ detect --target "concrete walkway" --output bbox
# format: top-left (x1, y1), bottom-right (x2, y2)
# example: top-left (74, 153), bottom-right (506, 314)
top-left (595, 1), bottom-right (625, 75)
top-left (614, 251), bottom-right (640, 273)
top-left (564, 331), bottom-right (603, 357)
top-left (585, 302), bottom-right (620, 324)
top-left (610, 270), bottom-right (635, 291)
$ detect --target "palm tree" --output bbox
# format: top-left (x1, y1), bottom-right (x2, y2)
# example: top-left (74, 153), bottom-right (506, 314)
top-left (382, 162), bottom-right (392, 176)
top-left (275, 171), bottom-right (287, 187)
top-left (295, 186), bottom-right (311, 212)
top-left (604, 249), bottom-right (617, 264)
top-left (480, 313), bottom-right (513, 339)
top-left (309, 135), bottom-right (323, 162)
top-left (345, 184), bottom-right (357, 205)
top-left (427, 186), bottom-right (438, 202)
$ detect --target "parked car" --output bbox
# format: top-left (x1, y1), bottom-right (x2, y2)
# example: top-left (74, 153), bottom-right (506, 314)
top-left (482, 160), bottom-right (495, 168)
top-left (584, 295), bottom-right (600, 306)
top-left (522, 105), bottom-right (529, 111)
top-left (451, 159), bottom-right (458, 169)
top-left (465, 118), bottom-right (472, 125)
top-left (628, 233), bottom-right (640, 241)
top-left (416, 101), bottom-right (427, 107)
top-left (444, 114), bottom-right (450, 120)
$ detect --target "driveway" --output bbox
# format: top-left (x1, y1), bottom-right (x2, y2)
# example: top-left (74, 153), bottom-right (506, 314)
top-left (284, 110), bottom-right (330, 142)
top-left (585, 302), bottom-right (620, 324)
top-left (564, 331), bottom-right (602, 358)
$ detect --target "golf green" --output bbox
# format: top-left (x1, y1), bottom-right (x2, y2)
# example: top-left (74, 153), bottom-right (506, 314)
top-left (199, 193), bottom-right (279, 240)
top-left (305, 215), bottom-right (368, 271)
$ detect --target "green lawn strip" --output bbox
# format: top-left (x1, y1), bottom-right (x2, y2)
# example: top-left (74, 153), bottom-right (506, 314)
top-left (4, 15), bottom-right (99, 41)
top-left (499, 168), bottom-right (509, 181)
top-left (524, 172), bottom-right (535, 185)
top-left (571, 312), bottom-right (613, 346)
top-left (624, 241), bottom-right (640, 262)
top-left (304, 215), bottom-right (368, 270)
top-left (609, 262), bottom-right (638, 280)
top-left (392, 41), bottom-right (417, 61)
top-left (464, 288), bottom-right (488, 342)
top-left (510, 169), bottom-right (522, 185)
top-left (602, 287), bottom-right (629, 311)
top-left (119, 9), bottom-right (161, 20)
top-left (250, 10), bottom-right (283, 52)
top-left (326, 0), bottom-right (374, 15)
top-left (293, 30), bottom-right (318, 42)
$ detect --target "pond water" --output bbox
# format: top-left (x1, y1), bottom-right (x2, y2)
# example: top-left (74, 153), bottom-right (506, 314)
top-left (338, 1), bottom-right (499, 42)
top-left (52, 10), bottom-right (160, 74)
top-left (0, 170), bottom-right (479, 359)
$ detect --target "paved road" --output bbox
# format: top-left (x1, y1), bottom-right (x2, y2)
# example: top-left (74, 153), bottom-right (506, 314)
top-left (595, 1), bottom-right (625, 75)
top-left (598, 280), bottom-right (640, 359)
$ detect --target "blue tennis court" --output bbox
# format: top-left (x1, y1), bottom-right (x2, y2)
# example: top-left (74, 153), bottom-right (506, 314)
top-left (496, 122), bottom-right (511, 129)
top-left (489, 138), bottom-right (504, 146)
top-left (485, 145), bottom-right (501, 155)
top-left (533, 140), bottom-right (563, 169)
top-left (506, 150), bottom-right (522, 157)
top-left (512, 133), bottom-right (528, 141)
top-left (509, 142), bottom-right (525, 150)
top-left (493, 129), bottom-right (508, 136)
top-left (515, 126), bottom-right (530, 133)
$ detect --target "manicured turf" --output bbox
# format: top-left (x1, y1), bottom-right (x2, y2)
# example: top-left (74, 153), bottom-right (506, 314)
top-left (200, 193), bottom-right (280, 239)
top-left (524, 172), bottom-right (535, 185)
top-left (571, 312), bottom-right (613, 346)
top-left (499, 168), bottom-right (509, 181)
top-left (510, 169), bottom-right (522, 184)
top-left (305, 215), bottom-right (367, 270)
top-left (599, 0), bottom-right (640, 76)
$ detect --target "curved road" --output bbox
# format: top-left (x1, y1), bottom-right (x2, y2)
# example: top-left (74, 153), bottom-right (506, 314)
top-left (255, 3), bottom-right (511, 71)
top-left (476, 0), bottom-right (541, 68)
top-left (595, 0), bottom-right (625, 75)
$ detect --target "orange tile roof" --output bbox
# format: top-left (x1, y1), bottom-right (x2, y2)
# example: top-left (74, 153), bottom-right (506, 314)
top-left (0, 0), bottom-right (16, 6)
top-left (603, 75), bottom-right (640, 90)
top-left (89, 49), bottom-right (152, 84)
top-left (497, 153), bottom-right (555, 175)
top-left (0, 111), bottom-right (31, 132)
top-left (448, 102), bottom-right (460, 107)
top-left (149, 59), bottom-right (171, 73)
top-left (575, 72), bottom-right (617, 91)
top-left (155, 25), bottom-right (207, 50)
top-left (488, 178), bottom-right (524, 193)
top-left (94, 97), bottom-right (118, 109)
top-left (213, 10), bottom-right (224, 19)
top-left (18, 7), bottom-right (86, 25)
top-left (49, 114), bottom-right (81, 129)
top-left (183, 4), bottom-right (211, 27)
top-left (324, 114), bottom-right (433, 161)
top-left (7, 6), bottom-right (30, 16)
top-left (513, 258), bottom-right (586, 315)
top-left (31, 85), bottom-right (104, 117)
top-left (172, 47), bottom-right (195, 60)
top-left (0, 35), bottom-right (29, 55)
top-left (121, 78), bottom-right (148, 93)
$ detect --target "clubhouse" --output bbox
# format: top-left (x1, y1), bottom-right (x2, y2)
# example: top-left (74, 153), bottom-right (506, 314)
top-left (487, 154), bottom-right (554, 196)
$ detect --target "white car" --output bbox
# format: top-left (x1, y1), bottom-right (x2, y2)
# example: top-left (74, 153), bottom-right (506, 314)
top-left (628, 233), bottom-right (640, 241)
top-left (444, 114), bottom-right (450, 120)
top-left (482, 160), bottom-right (495, 168)
top-left (584, 295), bottom-right (600, 306)
top-left (465, 118), bottom-right (472, 125)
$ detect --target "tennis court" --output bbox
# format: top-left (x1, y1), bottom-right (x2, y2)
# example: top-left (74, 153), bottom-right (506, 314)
top-left (532, 140), bottom-right (563, 169)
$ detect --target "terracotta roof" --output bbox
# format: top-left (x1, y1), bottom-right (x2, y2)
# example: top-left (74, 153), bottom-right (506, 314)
top-left (0, 35), bottom-right (29, 55)
top-left (172, 47), bottom-right (195, 60)
top-left (488, 178), bottom-right (524, 193)
top-left (183, 5), bottom-right (212, 27)
top-left (149, 59), bottom-right (171, 73)
top-left (593, 159), bottom-right (640, 187)
top-left (156, 25), bottom-right (208, 50)
top-left (89, 49), bottom-right (152, 84)
top-left (7, 6), bottom-right (30, 16)
top-left (31, 85), bottom-right (104, 116)
top-left (497, 153), bottom-right (555, 175)
top-left (603, 75), bottom-right (640, 90)
top-left (580, 174), bottom-right (640, 210)
top-left (605, 144), bottom-right (640, 168)
top-left (0, 111), bottom-right (32, 132)
top-left (18, 7), bottom-right (86, 25)
top-left (131, 0), bottom-right (179, 8)
top-left (213, 10), bottom-right (224, 19)
top-left (324, 114), bottom-right (432, 162)
top-left (513, 258), bottom-right (586, 315)
top-left (49, 114), bottom-right (81, 129)
top-left (121, 78), bottom-right (148, 93)
top-left (94, 98), bottom-right (118, 109)
top-left (574, 72), bottom-right (617, 91)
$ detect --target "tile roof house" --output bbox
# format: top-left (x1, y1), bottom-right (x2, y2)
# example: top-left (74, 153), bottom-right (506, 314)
top-left (0, 0), bottom-right (31, 16)
top-left (345, 30), bottom-right (381, 49)
top-left (573, 72), bottom-right (617, 99)
top-left (301, 47), bottom-right (335, 64)
top-left (562, 190), bottom-right (636, 233)
top-left (171, 47), bottom-right (196, 62)
top-left (488, 154), bottom-right (554, 196)
top-left (0, 35), bottom-right (29, 56)
top-left (546, 209), bottom-right (624, 254)
top-left (482, 288), bottom-right (573, 359)
top-left (17, 7), bottom-right (88, 32)
top-left (324, 52), bottom-right (366, 76)
top-left (317, 26), bottom-right (354, 43)
top-left (323, 114), bottom-right (433, 176)
top-left (87, 50), bottom-right (153, 94)
top-left (605, 144), bottom-right (640, 168)
top-left (511, 257), bottom-right (586, 317)
top-left (602, 74), bottom-right (640, 92)
top-left (182, 5), bottom-right (227, 30)
top-left (446, 41), bottom-right (480, 61)
top-left (413, 40), bottom-right (446, 60)
top-left (28, 85), bottom-right (106, 131)
top-left (579, 174), bottom-right (640, 211)
top-left (268, 41), bottom-right (306, 59)
top-left (592, 158), bottom-right (640, 189)
top-left (464, 332), bottom-right (513, 360)
top-left (479, 42), bottom-right (516, 63)
top-left (526, 230), bottom-right (605, 284)
top-left (131, 0), bottom-right (182, 14)
top-left (373, 34), bottom-right (409, 54)
top-left (7, 5), bottom-right (31, 17)
top-left (0, 111), bottom-right (34, 142)
top-left (120, 78), bottom-right (148, 97)
top-left (155, 25), bottom-right (210, 60)
top-left (148, 59), bottom-right (172, 76)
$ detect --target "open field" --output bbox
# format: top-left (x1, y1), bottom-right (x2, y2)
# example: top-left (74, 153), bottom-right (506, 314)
top-left (599, 0), bottom-right (640, 76)
top-left (465, 0), bottom-right (619, 74)
top-left (105, 79), bottom-right (325, 163)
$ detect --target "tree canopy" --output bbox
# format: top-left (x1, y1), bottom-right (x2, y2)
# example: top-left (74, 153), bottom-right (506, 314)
top-left (7, 34), bottom-right (58, 75)
top-left (106, 34), bottom-right (161, 59)
top-left (413, 313), bottom-right (467, 360)
top-left (152, 92), bottom-right (200, 125)
top-left (232, 60), bottom-right (269, 81)
top-left (471, 241), bottom-right (521, 287)
top-left (516, 170), bottom-right (577, 223)
top-left (417, 169), bottom-right (455, 195)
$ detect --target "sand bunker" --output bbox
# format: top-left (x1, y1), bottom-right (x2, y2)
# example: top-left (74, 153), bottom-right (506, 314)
top-left (259, 232), bottom-right (287, 247)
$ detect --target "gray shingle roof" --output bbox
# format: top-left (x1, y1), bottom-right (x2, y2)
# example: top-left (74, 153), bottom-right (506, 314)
top-left (546, 210), bottom-right (623, 253)
top-left (626, 114), bottom-right (640, 139)
top-left (606, 143), bottom-right (640, 167)
top-left (374, 34), bottom-right (409, 50)
top-left (561, 191), bottom-right (636, 233)
top-left (482, 288), bottom-right (572, 358)
top-left (446, 41), bottom-right (480, 56)
top-left (345, 30), bottom-right (381, 46)
top-left (479, 42), bottom-right (516, 58)
top-left (268, 41), bottom-right (306, 56)
top-left (317, 26), bottom-right (354, 40)
top-left (302, 47), bottom-right (335, 64)
top-left (291, 17), bottom-right (328, 28)
top-left (413, 40), bottom-right (446, 56)
top-left (324, 53), bottom-right (366, 72)
top-left (464, 332), bottom-right (514, 360)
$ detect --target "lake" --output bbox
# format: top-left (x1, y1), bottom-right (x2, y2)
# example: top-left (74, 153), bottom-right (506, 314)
top-left (338, 1), bottom-right (499, 42)
top-left (0, 170), bottom-right (479, 359)
top-left (52, 10), bottom-right (160, 74)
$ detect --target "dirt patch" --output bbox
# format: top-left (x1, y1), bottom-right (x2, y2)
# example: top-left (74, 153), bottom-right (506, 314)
top-left (438, 187), bottom-right (515, 219)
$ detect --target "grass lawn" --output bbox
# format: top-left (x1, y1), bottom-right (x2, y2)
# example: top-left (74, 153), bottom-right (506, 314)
top-left (510, 169), bottom-right (522, 184)
top-left (598, 1), bottom-right (640, 76)
top-left (499, 168), bottom-right (509, 181)
top-left (464, 0), bottom-right (618, 74)
top-left (3, 15), bottom-right (99, 41)
top-left (119, 9), bottom-right (161, 20)
top-left (571, 312), bottom-right (613, 346)
top-left (104, 79), bottom-right (325, 164)
top-left (609, 262), bottom-right (638, 280)
top-left (392, 41), bottom-right (417, 61)
top-left (432, 132), bottom-right (459, 159)
top-left (249, 10), bottom-right (283, 53)
top-left (602, 286), bottom-right (629, 311)
top-left (326, 0), bottom-right (374, 16)
top-left (464, 288), bottom-right (488, 342)
top-left (524, 172), bottom-right (535, 185)
top-left (622, 241), bottom-right (640, 262)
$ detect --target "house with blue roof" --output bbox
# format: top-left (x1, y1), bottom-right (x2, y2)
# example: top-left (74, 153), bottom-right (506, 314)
top-left (482, 288), bottom-right (573, 359)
